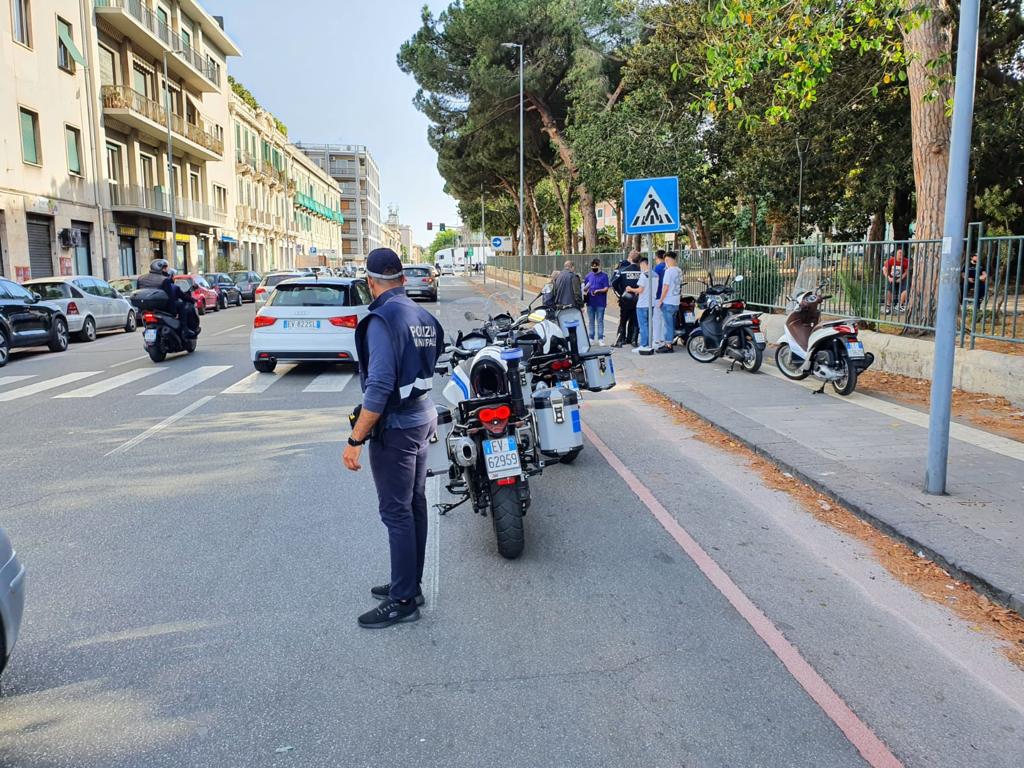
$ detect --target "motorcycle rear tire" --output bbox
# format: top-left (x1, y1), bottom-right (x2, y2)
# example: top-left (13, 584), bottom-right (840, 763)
top-left (739, 329), bottom-right (763, 373)
top-left (184, 338), bottom-right (197, 353)
top-left (832, 355), bottom-right (858, 396)
top-left (686, 333), bottom-right (716, 363)
top-left (147, 342), bottom-right (167, 363)
top-left (775, 343), bottom-right (810, 380)
top-left (490, 482), bottom-right (524, 559)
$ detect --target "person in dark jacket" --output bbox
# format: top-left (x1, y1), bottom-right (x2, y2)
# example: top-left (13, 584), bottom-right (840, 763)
top-left (552, 261), bottom-right (583, 308)
top-left (612, 250), bottom-right (640, 347)
top-left (344, 248), bottom-right (445, 629)
top-left (137, 259), bottom-right (199, 338)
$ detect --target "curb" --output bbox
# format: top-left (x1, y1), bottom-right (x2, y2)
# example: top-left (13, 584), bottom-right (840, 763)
top-left (648, 383), bottom-right (1023, 617)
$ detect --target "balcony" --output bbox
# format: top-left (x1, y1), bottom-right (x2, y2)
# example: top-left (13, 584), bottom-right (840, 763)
top-left (235, 149), bottom-right (258, 174)
top-left (102, 85), bottom-right (223, 161)
top-left (108, 182), bottom-right (217, 225)
top-left (95, 0), bottom-right (221, 92)
top-left (236, 205), bottom-right (273, 229)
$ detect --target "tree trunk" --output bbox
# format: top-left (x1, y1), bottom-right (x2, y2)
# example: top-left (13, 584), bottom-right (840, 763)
top-left (527, 184), bottom-right (545, 255)
top-left (545, 167), bottom-right (573, 255)
top-left (769, 220), bottom-right (783, 246)
top-left (528, 92), bottom-right (598, 251)
top-left (892, 185), bottom-right (913, 242)
top-left (750, 198), bottom-right (759, 246)
top-left (867, 200), bottom-right (887, 275)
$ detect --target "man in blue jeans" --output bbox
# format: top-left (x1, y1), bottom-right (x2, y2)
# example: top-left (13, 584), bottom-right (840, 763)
top-left (656, 251), bottom-right (682, 353)
top-left (633, 255), bottom-right (653, 348)
top-left (583, 258), bottom-right (610, 344)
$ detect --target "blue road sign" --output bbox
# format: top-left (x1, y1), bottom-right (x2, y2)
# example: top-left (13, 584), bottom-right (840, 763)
top-left (491, 236), bottom-right (503, 249)
top-left (623, 176), bottom-right (679, 235)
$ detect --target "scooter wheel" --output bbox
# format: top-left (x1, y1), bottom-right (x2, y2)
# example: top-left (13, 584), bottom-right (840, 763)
top-left (775, 343), bottom-right (810, 380)
top-left (147, 343), bottom-right (167, 363)
top-left (832, 358), bottom-right (858, 395)
top-left (686, 333), bottom-right (716, 363)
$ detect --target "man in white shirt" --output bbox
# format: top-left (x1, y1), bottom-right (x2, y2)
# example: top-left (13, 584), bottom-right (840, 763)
top-left (656, 251), bottom-right (683, 353)
top-left (632, 255), bottom-right (653, 348)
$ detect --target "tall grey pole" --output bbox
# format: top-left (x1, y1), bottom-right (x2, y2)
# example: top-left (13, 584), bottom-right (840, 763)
top-left (481, 188), bottom-right (486, 286)
top-left (925, 0), bottom-right (980, 495)
top-left (641, 234), bottom-right (654, 355)
top-left (517, 44), bottom-right (525, 300)
top-left (163, 51), bottom-right (178, 270)
top-left (795, 137), bottom-right (806, 244)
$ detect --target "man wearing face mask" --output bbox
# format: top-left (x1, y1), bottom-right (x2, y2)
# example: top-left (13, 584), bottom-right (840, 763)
top-left (583, 258), bottom-right (610, 345)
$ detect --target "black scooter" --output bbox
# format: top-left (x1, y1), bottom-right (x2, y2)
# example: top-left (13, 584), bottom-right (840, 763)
top-left (685, 274), bottom-right (765, 372)
top-left (131, 289), bottom-right (199, 362)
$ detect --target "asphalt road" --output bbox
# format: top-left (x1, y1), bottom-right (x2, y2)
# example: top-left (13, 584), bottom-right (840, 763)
top-left (0, 276), bottom-right (1021, 767)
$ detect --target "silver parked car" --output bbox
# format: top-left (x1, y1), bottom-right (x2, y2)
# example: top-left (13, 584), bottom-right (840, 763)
top-left (0, 527), bottom-right (25, 678)
top-left (25, 276), bottom-right (137, 341)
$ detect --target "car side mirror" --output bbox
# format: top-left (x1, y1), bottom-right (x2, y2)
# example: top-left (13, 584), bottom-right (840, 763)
top-left (27, 292), bottom-right (40, 303)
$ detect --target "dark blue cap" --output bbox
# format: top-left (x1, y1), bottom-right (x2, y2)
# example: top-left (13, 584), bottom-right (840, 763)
top-left (365, 248), bottom-right (403, 279)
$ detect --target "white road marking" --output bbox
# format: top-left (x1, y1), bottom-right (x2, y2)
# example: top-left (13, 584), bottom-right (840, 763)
top-left (105, 396), bottom-right (215, 456)
top-left (138, 365), bottom-right (232, 396)
top-left (109, 354), bottom-right (151, 368)
top-left (302, 371), bottom-right (354, 393)
top-left (760, 366), bottom-right (1024, 462)
top-left (0, 372), bottom-right (100, 402)
top-left (0, 375), bottom-right (35, 388)
top-left (222, 364), bottom-right (295, 394)
top-left (211, 324), bottom-right (246, 337)
top-left (426, 475), bottom-right (441, 610)
top-left (55, 367), bottom-right (163, 399)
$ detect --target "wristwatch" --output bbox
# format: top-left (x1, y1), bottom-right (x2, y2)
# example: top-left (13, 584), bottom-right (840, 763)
top-left (347, 435), bottom-right (367, 447)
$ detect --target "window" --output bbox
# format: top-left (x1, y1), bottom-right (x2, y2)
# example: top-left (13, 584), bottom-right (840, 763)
top-left (65, 125), bottom-right (82, 175)
top-left (106, 142), bottom-right (123, 185)
top-left (19, 107), bottom-right (40, 165)
top-left (180, 28), bottom-right (191, 51)
top-left (57, 17), bottom-right (74, 72)
top-left (12, 0), bottom-right (30, 46)
top-left (213, 184), bottom-right (227, 212)
top-left (139, 153), bottom-right (155, 190)
top-left (98, 45), bottom-right (116, 86)
top-left (596, 207), bottom-right (604, 219)
top-left (189, 171), bottom-right (200, 201)
top-left (132, 64), bottom-right (151, 98)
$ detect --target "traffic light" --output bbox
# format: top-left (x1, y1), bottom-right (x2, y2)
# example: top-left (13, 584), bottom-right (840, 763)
top-left (427, 222), bottom-right (432, 231)
top-left (439, 223), bottom-right (446, 232)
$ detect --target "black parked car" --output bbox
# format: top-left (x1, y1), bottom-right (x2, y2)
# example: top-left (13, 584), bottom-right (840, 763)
top-left (0, 277), bottom-right (69, 366)
top-left (204, 273), bottom-right (244, 308)
top-left (228, 270), bottom-right (261, 302)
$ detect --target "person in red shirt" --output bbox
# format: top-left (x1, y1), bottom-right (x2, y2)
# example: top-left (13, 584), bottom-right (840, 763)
top-left (883, 248), bottom-right (912, 314)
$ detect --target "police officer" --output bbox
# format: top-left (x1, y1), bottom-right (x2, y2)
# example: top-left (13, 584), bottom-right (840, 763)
top-left (343, 248), bottom-right (445, 629)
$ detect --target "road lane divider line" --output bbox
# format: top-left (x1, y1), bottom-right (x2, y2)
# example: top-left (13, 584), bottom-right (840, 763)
top-left (138, 365), bottom-right (232, 396)
top-left (221, 364), bottom-right (295, 394)
top-left (109, 354), bottom-right (151, 369)
top-left (759, 366), bottom-right (1024, 462)
top-left (303, 371), bottom-right (354, 393)
top-left (582, 422), bottom-right (904, 768)
top-left (105, 396), bottom-right (215, 457)
top-left (54, 367), bottom-right (163, 399)
top-left (0, 375), bottom-right (36, 388)
top-left (0, 371), bottom-right (101, 402)
top-left (211, 324), bottom-right (246, 337)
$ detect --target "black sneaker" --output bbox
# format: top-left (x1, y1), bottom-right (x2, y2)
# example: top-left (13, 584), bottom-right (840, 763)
top-left (358, 598), bottom-right (420, 629)
top-left (371, 583), bottom-right (425, 606)
top-left (655, 345), bottom-right (674, 354)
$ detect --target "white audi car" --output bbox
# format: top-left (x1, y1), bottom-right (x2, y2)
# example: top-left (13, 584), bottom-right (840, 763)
top-left (250, 277), bottom-right (372, 372)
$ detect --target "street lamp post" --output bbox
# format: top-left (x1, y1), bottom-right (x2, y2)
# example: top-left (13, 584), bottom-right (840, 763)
top-left (481, 186), bottom-right (486, 286)
top-left (502, 42), bottom-right (525, 300)
top-left (162, 48), bottom-right (184, 270)
top-left (795, 136), bottom-right (809, 244)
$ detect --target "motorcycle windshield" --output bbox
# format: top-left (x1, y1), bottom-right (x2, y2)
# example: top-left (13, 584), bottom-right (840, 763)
top-left (789, 256), bottom-right (825, 312)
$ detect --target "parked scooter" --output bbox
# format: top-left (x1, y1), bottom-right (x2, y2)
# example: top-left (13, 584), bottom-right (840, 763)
top-left (775, 280), bottom-right (874, 395)
top-left (131, 288), bottom-right (198, 362)
top-left (685, 274), bottom-right (765, 372)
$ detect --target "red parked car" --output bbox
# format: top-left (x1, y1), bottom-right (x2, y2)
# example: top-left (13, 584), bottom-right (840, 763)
top-left (173, 274), bottom-right (220, 315)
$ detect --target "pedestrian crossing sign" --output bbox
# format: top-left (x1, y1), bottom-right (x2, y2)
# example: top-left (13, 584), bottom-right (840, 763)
top-left (623, 176), bottom-right (679, 235)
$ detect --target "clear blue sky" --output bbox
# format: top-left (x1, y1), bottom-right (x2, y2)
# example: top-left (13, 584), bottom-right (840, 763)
top-left (208, 0), bottom-right (457, 248)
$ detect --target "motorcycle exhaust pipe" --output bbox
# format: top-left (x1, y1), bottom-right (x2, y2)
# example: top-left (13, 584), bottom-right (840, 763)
top-left (447, 435), bottom-right (478, 467)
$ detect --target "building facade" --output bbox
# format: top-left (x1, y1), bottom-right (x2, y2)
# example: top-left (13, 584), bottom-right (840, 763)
top-left (1, 0), bottom-right (105, 280)
top-left (294, 143), bottom-right (380, 262)
top-left (286, 146), bottom-right (343, 270)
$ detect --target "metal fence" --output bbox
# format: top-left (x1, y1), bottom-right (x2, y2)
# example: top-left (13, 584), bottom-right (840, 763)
top-left (489, 235), bottom-right (1024, 347)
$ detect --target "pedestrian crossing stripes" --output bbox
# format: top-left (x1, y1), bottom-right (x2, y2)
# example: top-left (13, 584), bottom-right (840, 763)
top-left (0, 375), bottom-right (36, 389)
top-left (54, 368), bottom-right (161, 399)
top-left (139, 365), bottom-right (233, 396)
top-left (303, 371), bottom-right (354, 393)
top-left (221, 365), bottom-right (295, 394)
top-left (0, 371), bottom-right (100, 402)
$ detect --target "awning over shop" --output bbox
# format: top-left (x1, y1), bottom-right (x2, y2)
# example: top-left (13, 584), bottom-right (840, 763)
top-left (150, 231), bottom-right (191, 243)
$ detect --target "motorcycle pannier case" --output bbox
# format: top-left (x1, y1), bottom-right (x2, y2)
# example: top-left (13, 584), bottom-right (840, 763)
top-left (578, 347), bottom-right (616, 392)
top-left (532, 386), bottom-right (583, 457)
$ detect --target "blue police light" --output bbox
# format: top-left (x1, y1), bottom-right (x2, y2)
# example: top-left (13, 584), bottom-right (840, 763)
top-left (501, 348), bottom-right (523, 361)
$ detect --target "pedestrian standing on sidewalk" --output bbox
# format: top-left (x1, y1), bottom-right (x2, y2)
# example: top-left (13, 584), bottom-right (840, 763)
top-left (651, 250), bottom-right (667, 348)
top-left (553, 261), bottom-right (584, 308)
top-left (343, 248), bottom-right (445, 629)
top-left (634, 255), bottom-right (652, 348)
top-left (583, 258), bottom-right (610, 345)
top-left (656, 251), bottom-right (682, 353)
top-left (613, 251), bottom-right (641, 347)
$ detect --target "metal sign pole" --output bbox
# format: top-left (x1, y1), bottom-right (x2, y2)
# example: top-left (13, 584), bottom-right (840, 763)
top-left (642, 234), bottom-right (654, 355)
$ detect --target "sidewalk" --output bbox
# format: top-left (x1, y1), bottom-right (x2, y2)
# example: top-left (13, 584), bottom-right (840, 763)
top-left (473, 272), bottom-right (1024, 614)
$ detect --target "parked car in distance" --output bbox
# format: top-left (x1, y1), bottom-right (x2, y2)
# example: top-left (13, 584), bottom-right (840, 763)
top-left (228, 270), bottom-right (261, 302)
top-left (25, 276), bottom-right (137, 340)
top-left (204, 273), bottom-right (244, 308)
top-left (0, 526), bottom-right (25, 677)
top-left (0, 277), bottom-right (69, 365)
top-left (250, 277), bottom-right (372, 372)
top-left (403, 265), bottom-right (439, 302)
top-left (110, 276), bottom-right (139, 297)
top-left (173, 274), bottom-right (220, 315)
top-left (254, 271), bottom-right (303, 310)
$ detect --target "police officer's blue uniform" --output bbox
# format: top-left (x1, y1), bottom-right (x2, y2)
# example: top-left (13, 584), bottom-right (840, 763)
top-left (352, 249), bottom-right (444, 628)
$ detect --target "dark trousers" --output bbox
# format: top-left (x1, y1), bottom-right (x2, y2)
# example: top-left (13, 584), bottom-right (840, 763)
top-left (617, 299), bottom-right (638, 344)
top-left (368, 419), bottom-right (436, 600)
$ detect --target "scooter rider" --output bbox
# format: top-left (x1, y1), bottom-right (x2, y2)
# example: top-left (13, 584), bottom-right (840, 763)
top-left (343, 248), bottom-right (445, 629)
top-left (138, 260), bottom-right (199, 338)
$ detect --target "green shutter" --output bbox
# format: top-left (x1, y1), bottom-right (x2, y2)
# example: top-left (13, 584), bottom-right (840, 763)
top-left (66, 127), bottom-right (81, 174)
top-left (58, 22), bottom-right (86, 66)
top-left (20, 110), bottom-right (38, 164)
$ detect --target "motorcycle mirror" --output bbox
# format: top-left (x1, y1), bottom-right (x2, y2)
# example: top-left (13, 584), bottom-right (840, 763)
top-left (464, 311), bottom-right (477, 321)
top-left (734, 275), bottom-right (744, 283)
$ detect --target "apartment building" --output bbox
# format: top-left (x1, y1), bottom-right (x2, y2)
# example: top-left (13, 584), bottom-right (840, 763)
top-left (286, 146), bottom-right (343, 270)
top-left (1, 0), bottom-right (105, 280)
top-left (294, 143), bottom-right (380, 262)
top-left (380, 204), bottom-right (402, 255)
top-left (94, 0), bottom-right (240, 276)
